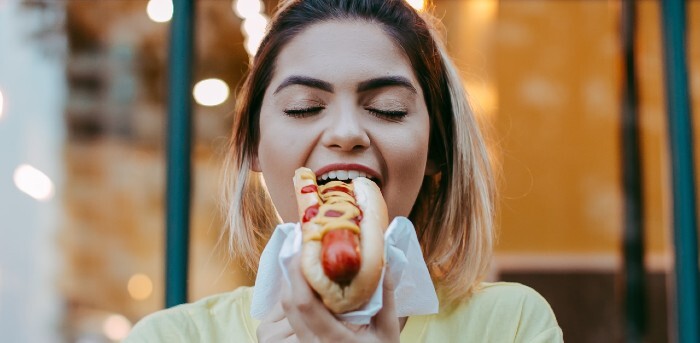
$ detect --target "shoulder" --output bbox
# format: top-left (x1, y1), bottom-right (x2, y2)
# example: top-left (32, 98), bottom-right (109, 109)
top-left (125, 286), bottom-right (255, 342)
top-left (470, 282), bottom-right (554, 309)
top-left (432, 282), bottom-right (563, 342)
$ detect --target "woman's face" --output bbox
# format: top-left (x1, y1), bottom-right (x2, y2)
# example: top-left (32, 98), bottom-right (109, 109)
top-left (255, 20), bottom-right (431, 223)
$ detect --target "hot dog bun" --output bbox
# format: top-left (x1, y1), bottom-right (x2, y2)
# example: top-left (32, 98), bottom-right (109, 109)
top-left (293, 167), bottom-right (388, 313)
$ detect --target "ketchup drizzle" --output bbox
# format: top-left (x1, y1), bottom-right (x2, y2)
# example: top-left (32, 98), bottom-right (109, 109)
top-left (300, 185), bottom-right (318, 194)
top-left (324, 210), bottom-right (344, 217)
top-left (353, 212), bottom-right (363, 226)
top-left (321, 185), bottom-right (352, 195)
top-left (303, 204), bottom-right (319, 223)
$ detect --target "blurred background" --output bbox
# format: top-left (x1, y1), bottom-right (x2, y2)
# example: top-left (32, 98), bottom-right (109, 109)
top-left (0, 0), bottom-right (698, 342)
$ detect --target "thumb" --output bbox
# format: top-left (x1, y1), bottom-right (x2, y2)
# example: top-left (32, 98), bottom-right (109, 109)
top-left (373, 267), bottom-right (399, 335)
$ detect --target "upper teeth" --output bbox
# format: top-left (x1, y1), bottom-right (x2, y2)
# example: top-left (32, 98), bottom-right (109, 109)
top-left (318, 170), bottom-right (368, 181)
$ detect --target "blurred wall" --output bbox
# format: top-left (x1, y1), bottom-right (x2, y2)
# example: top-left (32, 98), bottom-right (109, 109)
top-left (57, 1), bottom-right (252, 340)
top-left (437, 0), bottom-right (689, 272)
top-left (0, 0), bottom-right (65, 341)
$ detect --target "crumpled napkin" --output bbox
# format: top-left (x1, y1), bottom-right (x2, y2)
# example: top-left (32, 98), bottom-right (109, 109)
top-left (250, 216), bottom-right (439, 325)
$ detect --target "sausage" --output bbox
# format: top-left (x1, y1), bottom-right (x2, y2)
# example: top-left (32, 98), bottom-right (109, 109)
top-left (322, 229), bottom-right (361, 285)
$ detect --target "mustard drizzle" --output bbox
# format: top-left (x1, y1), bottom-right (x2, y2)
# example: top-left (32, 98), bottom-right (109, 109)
top-left (301, 176), bottom-right (361, 241)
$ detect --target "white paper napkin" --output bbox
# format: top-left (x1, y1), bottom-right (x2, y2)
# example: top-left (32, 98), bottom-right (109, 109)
top-left (250, 216), bottom-right (439, 325)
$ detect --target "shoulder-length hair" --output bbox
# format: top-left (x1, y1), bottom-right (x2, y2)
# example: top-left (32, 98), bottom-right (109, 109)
top-left (222, 0), bottom-right (495, 308)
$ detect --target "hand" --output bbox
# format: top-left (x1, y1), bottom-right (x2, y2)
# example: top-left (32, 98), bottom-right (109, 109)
top-left (257, 300), bottom-right (299, 343)
top-left (279, 254), bottom-right (401, 343)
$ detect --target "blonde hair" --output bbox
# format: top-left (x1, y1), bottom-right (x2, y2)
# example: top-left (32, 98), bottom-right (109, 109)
top-left (222, 0), bottom-right (495, 308)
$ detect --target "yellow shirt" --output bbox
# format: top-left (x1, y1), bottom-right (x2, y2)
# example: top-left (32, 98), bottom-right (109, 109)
top-left (126, 282), bottom-right (563, 342)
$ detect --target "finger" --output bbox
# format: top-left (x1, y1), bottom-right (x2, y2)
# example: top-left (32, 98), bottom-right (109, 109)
top-left (258, 300), bottom-right (293, 341)
top-left (373, 267), bottom-right (400, 335)
top-left (256, 317), bottom-right (295, 343)
top-left (280, 335), bottom-right (301, 343)
top-left (281, 261), bottom-right (319, 342)
top-left (266, 300), bottom-right (287, 323)
top-left (284, 254), bottom-right (349, 340)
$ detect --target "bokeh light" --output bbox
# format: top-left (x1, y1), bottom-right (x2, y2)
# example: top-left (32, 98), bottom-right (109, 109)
top-left (146, 0), bottom-right (173, 23)
top-left (193, 78), bottom-right (230, 107)
top-left (405, 0), bottom-right (426, 11)
top-left (233, 0), bottom-right (264, 20)
top-left (127, 274), bottom-right (153, 300)
top-left (102, 314), bottom-right (132, 341)
top-left (13, 164), bottom-right (55, 201)
top-left (244, 35), bottom-right (264, 57)
top-left (241, 13), bottom-right (268, 56)
top-left (241, 12), bottom-right (268, 38)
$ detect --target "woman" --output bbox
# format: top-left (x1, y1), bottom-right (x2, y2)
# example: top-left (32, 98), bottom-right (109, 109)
top-left (127, 0), bottom-right (563, 341)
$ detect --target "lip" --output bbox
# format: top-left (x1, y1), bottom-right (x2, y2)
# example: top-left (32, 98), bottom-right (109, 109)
top-left (314, 163), bottom-right (382, 184)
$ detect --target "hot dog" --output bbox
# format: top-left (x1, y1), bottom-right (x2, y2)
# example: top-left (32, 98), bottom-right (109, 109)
top-left (293, 167), bottom-right (387, 313)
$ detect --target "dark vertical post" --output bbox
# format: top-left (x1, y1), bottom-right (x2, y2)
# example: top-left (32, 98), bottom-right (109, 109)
top-left (620, 1), bottom-right (645, 341)
top-left (660, 1), bottom-right (700, 342)
top-left (165, 0), bottom-right (195, 308)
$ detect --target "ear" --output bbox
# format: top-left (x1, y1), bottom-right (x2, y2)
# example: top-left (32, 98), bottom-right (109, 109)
top-left (425, 158), bottom-right (439, 176)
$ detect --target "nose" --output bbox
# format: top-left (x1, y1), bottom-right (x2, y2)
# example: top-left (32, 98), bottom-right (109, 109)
top-left (320, 106), bottom-right (370, 152)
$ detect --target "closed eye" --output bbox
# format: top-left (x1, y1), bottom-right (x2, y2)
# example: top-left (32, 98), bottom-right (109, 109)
top-left (284, 106), bottom-right (325, 118)
top-left (366, 108), bottom-right (408, 121)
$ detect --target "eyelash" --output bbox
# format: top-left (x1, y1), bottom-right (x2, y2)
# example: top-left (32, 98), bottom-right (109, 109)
top-left (283, 106), bottom-right (325, 118)
top-left (366, 108), bottom-right (408, 121)
top-left (282, 107), bottom-right (408, 121)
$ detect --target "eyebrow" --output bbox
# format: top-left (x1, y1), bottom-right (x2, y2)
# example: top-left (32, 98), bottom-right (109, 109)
top-left (273, 75), bottom-right (417, 95)
top-left (274, 76), bottom-right (334, 94)
top-left (357, 76), bottom-right (417, 94)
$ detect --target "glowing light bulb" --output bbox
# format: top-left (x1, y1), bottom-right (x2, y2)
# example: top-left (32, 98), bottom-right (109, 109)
top-left (193, 78), bottom-right (230, 107)
top-left (128, 274), bottom-right (153, 300)
top-left (233, 0), bottom-right (264, 20)
top-left (102, 314), bottom-right (132, 341)
top-left (146, 0), bottom-right (173, 23)
top-left (405, 0), bottom-right (426, 11)
top-left (13, 164), bottom-right (55, 201)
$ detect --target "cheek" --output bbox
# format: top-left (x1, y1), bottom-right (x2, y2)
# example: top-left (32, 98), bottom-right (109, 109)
top-left (382, 122), bottom-right (431, 218)
top-left (389, 116), bottom-right (431, 171)
top-left (257, 119), bottom-right (297, 222)
top-left (395, 142), bottom-right (430, 208)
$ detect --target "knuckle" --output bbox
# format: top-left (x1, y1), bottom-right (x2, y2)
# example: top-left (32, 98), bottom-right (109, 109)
top-left (281, 297), bottom-right (292, 312)
top-left (296, 297), bottom-right (313, 313)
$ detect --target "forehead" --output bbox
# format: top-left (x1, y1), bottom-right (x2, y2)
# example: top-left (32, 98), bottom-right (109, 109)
top-left (271, 20), bottom-right (416, 86)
